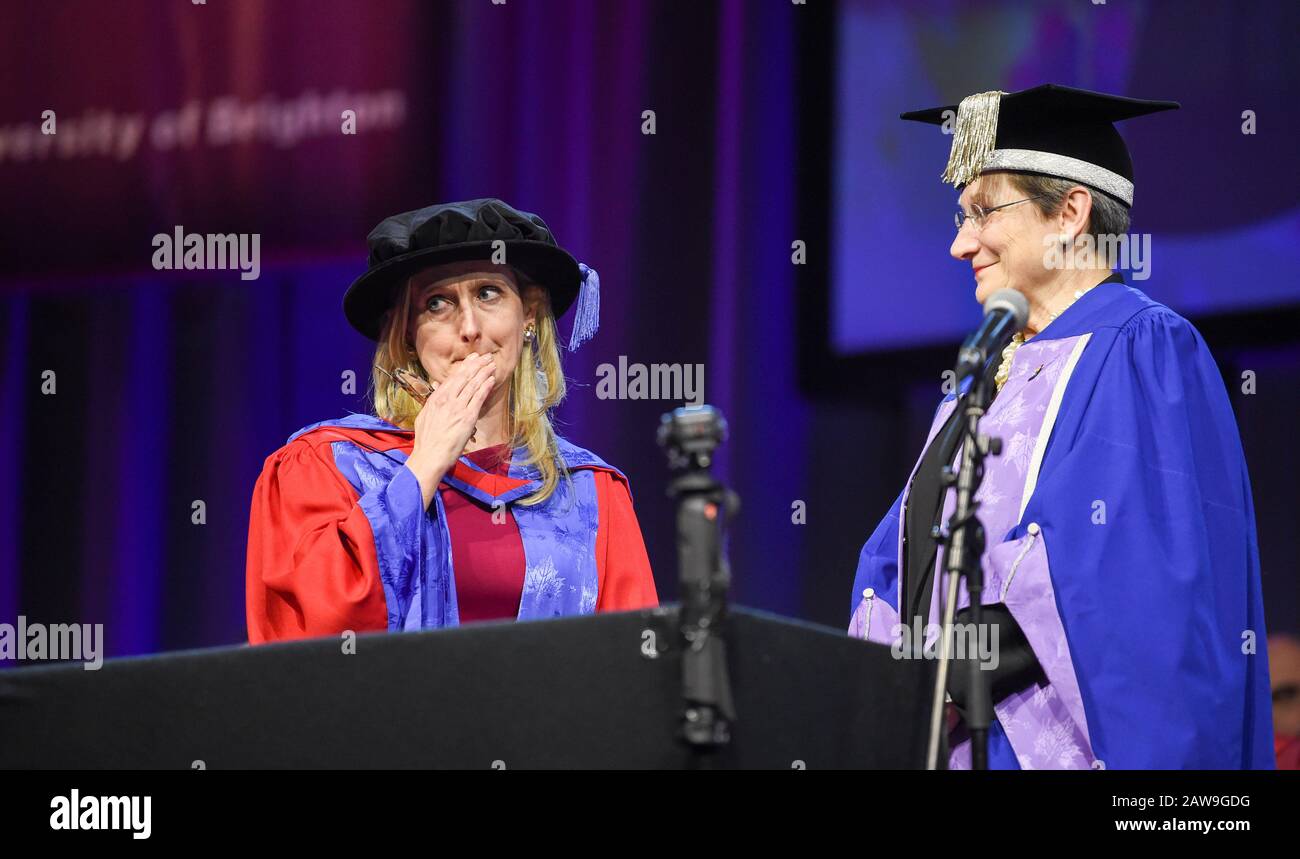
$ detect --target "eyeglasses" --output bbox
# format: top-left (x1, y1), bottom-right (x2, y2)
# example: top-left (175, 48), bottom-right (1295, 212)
top-left (954, 194), bottom-right (1049, 231)
top-left (375, 364), bottom-right (435, 405)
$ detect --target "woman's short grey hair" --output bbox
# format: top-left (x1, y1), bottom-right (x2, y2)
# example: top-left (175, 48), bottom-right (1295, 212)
top-left (1007, 172), bottom-right (1131, 264)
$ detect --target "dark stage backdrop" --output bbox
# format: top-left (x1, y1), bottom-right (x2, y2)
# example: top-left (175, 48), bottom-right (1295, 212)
top-left (1, 0), bottom-right (1295, 664)
top-left (830, 0), bottom-right (1300, 353)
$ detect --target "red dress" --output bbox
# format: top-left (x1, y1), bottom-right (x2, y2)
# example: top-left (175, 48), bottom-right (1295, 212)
top-left (1277, 734), bottom-right (1300, 770)
top-left (245, 426), bottom-right (659, 643)
top-left (438, 444), bottom-right (525, 623)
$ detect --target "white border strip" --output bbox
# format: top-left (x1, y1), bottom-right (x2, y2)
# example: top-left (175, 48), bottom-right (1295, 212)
top-left (983, 149), bottom-right (1134, 205)
top-left (1018, 333), bottom-right (1093, 522)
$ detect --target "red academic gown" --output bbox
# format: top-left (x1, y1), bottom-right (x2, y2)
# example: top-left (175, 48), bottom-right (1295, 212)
top-left (245, 425), bottom-right (659, 644)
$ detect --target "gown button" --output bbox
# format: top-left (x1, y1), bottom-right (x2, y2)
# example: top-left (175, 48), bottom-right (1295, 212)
top-left (862, 587), bottom-right (875, 599)
top-left (1027, 522), bottom-right (1041, 536)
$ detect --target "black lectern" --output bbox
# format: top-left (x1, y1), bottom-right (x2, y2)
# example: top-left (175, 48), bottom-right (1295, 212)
top-left (0, 606), bottom-right (931, 769)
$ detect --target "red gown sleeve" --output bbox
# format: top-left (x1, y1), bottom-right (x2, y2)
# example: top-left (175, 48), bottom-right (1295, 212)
top-left (593, 470), bottom-right (659, 611)
top-left (245, 438), bottom-right (389, 644)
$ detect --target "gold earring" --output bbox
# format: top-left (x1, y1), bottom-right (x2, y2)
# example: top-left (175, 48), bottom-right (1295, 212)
top-left (524, 323), bottom-right (536, 341)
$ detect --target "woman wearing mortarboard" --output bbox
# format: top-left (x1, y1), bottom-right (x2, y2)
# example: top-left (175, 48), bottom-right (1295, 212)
top-left (246, 199), bottom-right (658, 643)
top-left (848, 85), bottom-right (1274, 768)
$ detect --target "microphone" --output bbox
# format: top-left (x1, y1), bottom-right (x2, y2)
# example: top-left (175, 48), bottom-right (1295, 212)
top-left (954, 288), bottom-right (1029, 382)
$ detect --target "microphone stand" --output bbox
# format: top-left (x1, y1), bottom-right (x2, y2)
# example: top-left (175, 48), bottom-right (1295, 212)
top-left (659, 407), bottom-right (739, 759)
top-left (924, 357), bottom-right (1001, 771)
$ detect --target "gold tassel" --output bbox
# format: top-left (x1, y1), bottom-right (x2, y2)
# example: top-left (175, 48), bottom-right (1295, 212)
top-left (941, 90), bottom-right (1005, 188)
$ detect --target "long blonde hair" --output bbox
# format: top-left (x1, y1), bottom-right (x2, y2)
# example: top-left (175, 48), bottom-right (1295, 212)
top-left (370, 270), bottom-right (569, 505)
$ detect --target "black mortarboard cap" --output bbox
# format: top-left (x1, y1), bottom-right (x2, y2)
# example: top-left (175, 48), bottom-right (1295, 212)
top-left (900, 84), bottom-right (1179, 205)
top-left (344, 198), bottom-right (580, 341)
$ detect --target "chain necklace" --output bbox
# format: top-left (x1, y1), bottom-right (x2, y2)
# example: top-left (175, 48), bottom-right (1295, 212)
top-left (993, 286), bottom-right (1093, 392)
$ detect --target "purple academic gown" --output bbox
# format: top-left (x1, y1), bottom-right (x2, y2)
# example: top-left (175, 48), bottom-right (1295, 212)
top-left (849, 280), bottom-right (1274, 770)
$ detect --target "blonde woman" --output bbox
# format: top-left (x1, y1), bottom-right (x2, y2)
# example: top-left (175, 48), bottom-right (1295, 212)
top-left (246, 199), bottom-right (657, 643)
